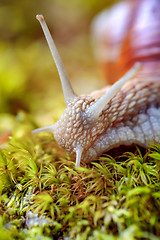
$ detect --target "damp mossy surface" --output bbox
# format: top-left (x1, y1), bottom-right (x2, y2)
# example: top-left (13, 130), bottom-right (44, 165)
top-left (0, 129), bottom-right (160, 239)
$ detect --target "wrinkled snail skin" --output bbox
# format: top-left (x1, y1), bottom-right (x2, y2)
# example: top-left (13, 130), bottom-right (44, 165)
top-left (53, 74), bottom-right (160, 163)
top-left (33, 1), bottom-right (160, 167)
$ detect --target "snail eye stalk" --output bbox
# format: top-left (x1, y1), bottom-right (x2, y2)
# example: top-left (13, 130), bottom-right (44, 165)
top-left (36, 14), bottom-right (76, 106)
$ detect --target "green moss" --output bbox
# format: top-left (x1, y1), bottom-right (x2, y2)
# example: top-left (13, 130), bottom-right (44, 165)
top-left (0, 131), bottom-right (160, 239)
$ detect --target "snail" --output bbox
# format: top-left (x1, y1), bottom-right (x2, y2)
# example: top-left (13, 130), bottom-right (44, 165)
top-left (33, 0), bottom-right (160, 167)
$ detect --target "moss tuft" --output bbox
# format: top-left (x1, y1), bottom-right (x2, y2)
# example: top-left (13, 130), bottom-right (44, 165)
top-left (0, 133), bottom-right (160, 239)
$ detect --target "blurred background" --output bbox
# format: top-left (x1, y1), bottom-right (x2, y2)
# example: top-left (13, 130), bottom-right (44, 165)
top-left (0, 0), bottom-right (118, 136)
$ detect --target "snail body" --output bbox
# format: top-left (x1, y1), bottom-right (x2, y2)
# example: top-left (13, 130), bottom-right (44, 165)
top-left (33, 0), bottom-right (160, 167)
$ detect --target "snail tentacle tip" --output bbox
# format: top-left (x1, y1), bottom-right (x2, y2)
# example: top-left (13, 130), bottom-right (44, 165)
top-left (134, 62), bottom-right (141, 68)
top-left (36, 14), bottom-right (44, 22)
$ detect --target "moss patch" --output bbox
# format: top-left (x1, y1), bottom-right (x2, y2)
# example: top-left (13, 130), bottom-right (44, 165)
top-left (0, 130), bottom-right (160, 239)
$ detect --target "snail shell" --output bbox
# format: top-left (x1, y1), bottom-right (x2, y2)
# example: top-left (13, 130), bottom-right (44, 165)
top-left (91, 0), bottom-right (160, 83)
top-left (33, 0), bottom-right (160, 167)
